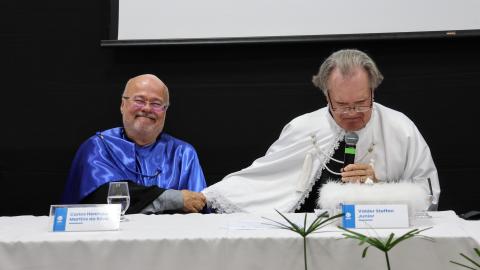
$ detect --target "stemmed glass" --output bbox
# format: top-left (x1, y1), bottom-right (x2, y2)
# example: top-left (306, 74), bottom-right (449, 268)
top-left (107, 182), bottom-right (130, 221)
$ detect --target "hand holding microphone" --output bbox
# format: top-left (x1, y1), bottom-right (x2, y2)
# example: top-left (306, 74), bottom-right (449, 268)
top-left (342, 163), bottom-right (377, 183)
top-left (341, 132), bottom-right (377, 183)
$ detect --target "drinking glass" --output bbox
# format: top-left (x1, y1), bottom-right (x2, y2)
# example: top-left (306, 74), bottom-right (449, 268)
top-left (107, 182), bottom-right (130, 221)
top-left (413, 178), bottom-right (433, 219)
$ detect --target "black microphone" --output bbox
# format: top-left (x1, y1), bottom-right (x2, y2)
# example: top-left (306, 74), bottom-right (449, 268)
top-left (344, 132), bottom-right (359, 168)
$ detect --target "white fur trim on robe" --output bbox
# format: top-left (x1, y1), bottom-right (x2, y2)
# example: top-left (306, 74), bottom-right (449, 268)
top-left (203, 103), bottom-right (440, 213)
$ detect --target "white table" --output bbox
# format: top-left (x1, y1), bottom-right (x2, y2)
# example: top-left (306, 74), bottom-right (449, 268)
top-left (0, 211), bottom-right (478, 270)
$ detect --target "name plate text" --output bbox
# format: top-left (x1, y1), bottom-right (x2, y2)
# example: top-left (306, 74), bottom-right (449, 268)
top-left (342, 204), bottom-right (409, 228)
top-left (49, 204), bottom-right (121, 232)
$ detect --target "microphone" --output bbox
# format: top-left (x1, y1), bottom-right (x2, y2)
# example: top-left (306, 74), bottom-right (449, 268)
top-left (344, 132), bottom-right (359, 168)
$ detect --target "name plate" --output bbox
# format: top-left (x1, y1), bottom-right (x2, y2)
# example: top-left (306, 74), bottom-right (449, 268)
top-left (342, 204), bottom-right (409, 228)
top-left (49, 204), bottom-right (121, 232)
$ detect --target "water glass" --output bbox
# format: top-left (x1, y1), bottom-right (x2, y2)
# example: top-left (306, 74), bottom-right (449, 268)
top-left (107, 182), bottom-right (130, 221)
top-left (415, 194), bottom-right (433, 219)
top-left (413, 177), bottom-right (434, 219)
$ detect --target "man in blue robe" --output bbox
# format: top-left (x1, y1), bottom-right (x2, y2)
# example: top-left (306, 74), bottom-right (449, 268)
top-left (62, 74), bottom-right (207, 214)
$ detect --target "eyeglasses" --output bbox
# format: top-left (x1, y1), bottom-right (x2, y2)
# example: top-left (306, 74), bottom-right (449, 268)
top-left (327, 89), bottom-right (373, 115)
top-left (122, 96), bottom-right (169, 112)
top-left (330, 104), bottom-right (372, 114)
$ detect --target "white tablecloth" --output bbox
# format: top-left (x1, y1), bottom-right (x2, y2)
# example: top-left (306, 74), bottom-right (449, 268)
top-left (0, 211), bottom-right (478, 270)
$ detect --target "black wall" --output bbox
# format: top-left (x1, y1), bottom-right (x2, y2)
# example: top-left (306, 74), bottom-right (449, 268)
top-left (1, 1), bottom-right (479, 216)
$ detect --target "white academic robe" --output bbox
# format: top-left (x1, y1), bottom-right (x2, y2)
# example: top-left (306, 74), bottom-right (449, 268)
top-left (203, 103), bottom-right (440, 213)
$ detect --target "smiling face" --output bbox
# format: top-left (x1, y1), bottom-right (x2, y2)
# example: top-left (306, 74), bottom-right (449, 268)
top-left (120, 74), bottom-right (169, 146)
top-left (327, 67), bottom-right (373, 132)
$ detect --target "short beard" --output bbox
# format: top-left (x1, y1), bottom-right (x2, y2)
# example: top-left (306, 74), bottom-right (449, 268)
top-left (125, 122), bottom-right (162, 145)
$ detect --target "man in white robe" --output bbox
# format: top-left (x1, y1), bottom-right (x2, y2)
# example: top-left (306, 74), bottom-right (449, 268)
top-left (203, 49), bottom-right (440, 213)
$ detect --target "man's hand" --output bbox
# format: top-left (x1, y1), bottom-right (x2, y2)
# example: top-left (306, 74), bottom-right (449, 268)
top-left (341, 163), bottom-right (377, 183)
top-left (181, 190), bottom-right (207, 213)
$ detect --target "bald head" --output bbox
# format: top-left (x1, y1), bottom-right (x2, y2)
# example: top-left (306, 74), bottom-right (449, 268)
top-left (123, 74), bottom-right (170, 104)
top-left (120, 74), bottom-right (170, 146)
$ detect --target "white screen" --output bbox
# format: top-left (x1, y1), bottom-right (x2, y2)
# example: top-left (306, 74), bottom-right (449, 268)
top-left (117, 0), bottom-right (480, 41)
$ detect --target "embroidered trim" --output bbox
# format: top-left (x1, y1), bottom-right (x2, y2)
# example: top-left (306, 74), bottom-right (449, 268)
top-left (289, 130), bottom-right (345, 212)
top-left (203, 189), bottom-right (245, 213)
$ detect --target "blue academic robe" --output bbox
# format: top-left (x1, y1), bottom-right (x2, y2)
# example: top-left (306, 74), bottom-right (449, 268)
top-left (61, 127), bottom-right (207, 204)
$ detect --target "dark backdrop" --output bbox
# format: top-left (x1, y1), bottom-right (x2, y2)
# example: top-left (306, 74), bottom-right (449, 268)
top-left (1, 1), bottom-right (479, 216)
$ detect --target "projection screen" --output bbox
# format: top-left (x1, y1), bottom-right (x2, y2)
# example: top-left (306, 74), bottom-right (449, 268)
top-left (103, 0), bottom-right (480, 45)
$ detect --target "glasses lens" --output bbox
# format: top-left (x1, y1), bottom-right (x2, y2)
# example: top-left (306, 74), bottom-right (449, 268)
top-left (153, 105), bottom-right (168, 112)
top-left (151, 103), bottom-right (168, 112)
top-left (355, 106), bottom-right (371, 113)
top-left (133, 99), bottom-right (146, 107)
top-left (128, 98), bottom-right (168, 112)
top-left (334, 106), bottom-right (371, 114)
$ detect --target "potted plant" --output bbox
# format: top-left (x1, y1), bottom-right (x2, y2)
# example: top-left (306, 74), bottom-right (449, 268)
top-left (264, 210), bottom-right (343, 270)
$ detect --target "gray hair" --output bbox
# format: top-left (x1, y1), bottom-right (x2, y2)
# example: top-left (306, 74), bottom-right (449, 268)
top-left (312, 49), bottom-right (384, 95)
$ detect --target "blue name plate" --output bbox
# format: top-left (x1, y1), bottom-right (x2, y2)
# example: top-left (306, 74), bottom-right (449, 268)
top-left (342, 204), bottom-right (409, 228)
top-left (49, 204), bottom-right (121, 232)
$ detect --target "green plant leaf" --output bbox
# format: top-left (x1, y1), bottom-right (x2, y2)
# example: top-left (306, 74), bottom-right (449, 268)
top-left (362, 246), bottom-right (370, 258)
top-left (339, 225), bottom-right (432, 270)
top-left (339, 226), bottom-right (366, 238)
top-left (367, 237), bottom-right (388, 251)
top-left (387, 227), bottom-right (432, 250)
top-left (262, 217), bottom-right (297, 231)
top-left (263, 210), bottom-right (344, 270)
top-left (307, 213), bottom-right (344, 235)
top-left (274, 210), bottom-right (303, 235)
top-left (460, 253), bottom-right (480, 268)
top-left (450, 261), bottom-right (478, 270)
top-left (385, 233), bottom-right (395, 247)
top-left (339, 227), bottom-right (387, 251)
top-left (450, 248), bottom-right (480, 270)
top-left (358, 237), bottom-right (367, 246)
top-left (303, 213), bottom-right (308, 233)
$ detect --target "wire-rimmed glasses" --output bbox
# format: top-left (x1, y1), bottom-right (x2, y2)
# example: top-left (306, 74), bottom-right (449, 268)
top-left (327, 89), bottom-right (373, 115)
top-left (331, 105), bottom-right (372, 115)
top-left (123, 96), bottom-right (169, 112)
